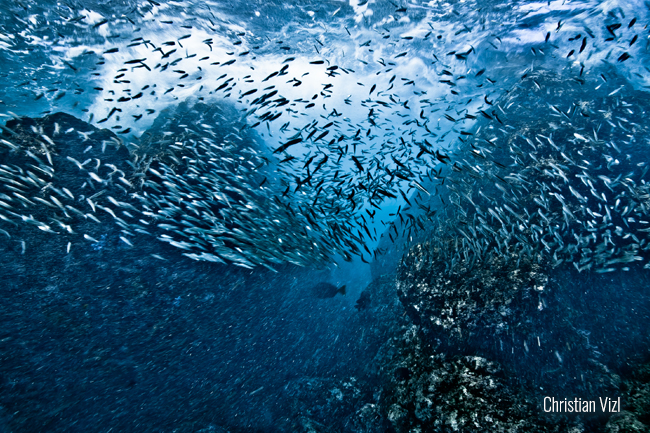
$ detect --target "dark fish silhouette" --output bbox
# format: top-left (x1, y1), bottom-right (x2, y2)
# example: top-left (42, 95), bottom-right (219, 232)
top-left (355, 290), bottom-right (371, 311)
top-left (311, 282), bottom-right (346, 298)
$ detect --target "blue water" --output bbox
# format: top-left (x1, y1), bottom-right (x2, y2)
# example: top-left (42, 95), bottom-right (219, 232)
top-left (1, 0), bottom-right (650, 431)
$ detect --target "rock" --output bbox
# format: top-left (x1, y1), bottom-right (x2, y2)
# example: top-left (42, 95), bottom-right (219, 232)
top-left (379, 325), bottom-right (583, 433)
top-left (605, 412), bottom-right (648, 433)
top-left (397, 244), bottom-right (623, 399)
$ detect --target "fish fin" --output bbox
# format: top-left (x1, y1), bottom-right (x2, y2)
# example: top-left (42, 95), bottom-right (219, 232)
top-left (338, 285), bottom-right (347, 296)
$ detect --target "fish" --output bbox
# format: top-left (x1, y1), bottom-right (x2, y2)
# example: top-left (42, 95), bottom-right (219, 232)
top-left (0, 4), bottom-right (646, 278)
top-left (273, 137), bottom-right (302, 153)
top-left (310, 282), bottom-right (347, 298)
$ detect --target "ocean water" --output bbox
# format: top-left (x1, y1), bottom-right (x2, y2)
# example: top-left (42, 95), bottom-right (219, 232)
top-left (1, 0), bottom-right (650, 431)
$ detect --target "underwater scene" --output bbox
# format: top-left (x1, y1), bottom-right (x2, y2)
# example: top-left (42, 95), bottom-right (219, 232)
top-left (1, 0), bottom-right (650, 431)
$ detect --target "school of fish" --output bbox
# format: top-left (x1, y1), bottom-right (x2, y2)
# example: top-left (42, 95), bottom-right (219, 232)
top-left (0, 0), bottom-right (649, 271)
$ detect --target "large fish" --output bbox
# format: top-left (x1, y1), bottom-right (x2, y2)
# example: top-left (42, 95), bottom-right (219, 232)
top-left (310, 282), bottom-right (346, 298)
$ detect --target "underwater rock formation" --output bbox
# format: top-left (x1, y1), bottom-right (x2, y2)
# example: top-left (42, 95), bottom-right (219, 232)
top-left (387, 68), bottom-right (650, 431)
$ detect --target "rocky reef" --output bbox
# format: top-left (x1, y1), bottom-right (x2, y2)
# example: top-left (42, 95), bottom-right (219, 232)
top-left (393, 240), bottom-right (650, 432)
top-left (385, 68), bottom-right (650, 433)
